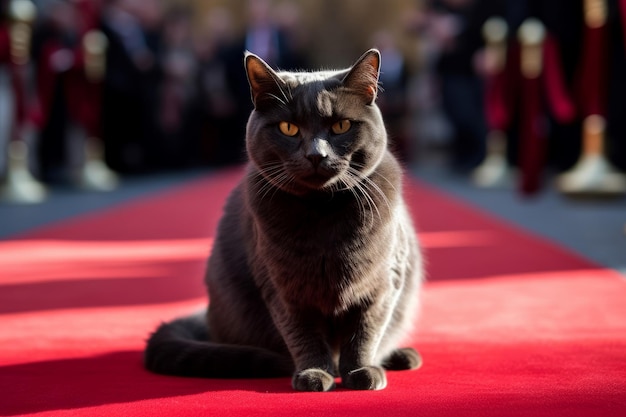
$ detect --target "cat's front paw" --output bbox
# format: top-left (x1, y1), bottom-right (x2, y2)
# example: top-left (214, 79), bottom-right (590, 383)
top-left (382, 347), bottom-right (423, 370)
top-left (342, 366), bottom-right (387, 390)
top-left (292, 368), bottom-right (336, 392)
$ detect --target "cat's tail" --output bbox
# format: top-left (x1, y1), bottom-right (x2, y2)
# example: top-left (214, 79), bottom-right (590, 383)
top-left (144, 312), bottom-right (294, 378)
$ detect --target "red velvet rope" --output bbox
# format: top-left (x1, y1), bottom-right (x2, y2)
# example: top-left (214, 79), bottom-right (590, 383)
top-left (66, 67), bottom-right (102, 137)
top-left (575, 18), bottom-right (608, 117)
top-left (621, 0), bottom-right (626, 54)
top-left (36, 42), bottom-right (63, 129)
top-left (519, 68), bottom-right (546, 195)
top-left (484, 68), bottom-right (510, 131)
top-left (542, 35), bottom-right (576, 123)
top-left (482, 30), bottom-right (575, 195)
top-left (0, 26), bottom-right (9, 63)
top-left (484, 41), bottom-right (525, 133)
top-left (74, 0), bottom-right (104, 138)
top-left (517, 32), bottom-right (575, 195)
top-left (35, 1), bottom-right (104, 138)
top-left (10, 64), bottom-right (28, 127)
top-left (76, 0), bottom-right (103, 37)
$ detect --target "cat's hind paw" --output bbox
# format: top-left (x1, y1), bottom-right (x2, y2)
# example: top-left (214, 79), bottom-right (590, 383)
top-left (292, 368), bottom-right (336, 392)
top-left (382, 347), bottom-right (423, 371)
top-left (342, 366), bottom-right (387, 390)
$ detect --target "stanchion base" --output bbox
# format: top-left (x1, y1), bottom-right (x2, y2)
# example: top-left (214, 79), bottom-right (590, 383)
top-left (1, 141), bottom-right (47, 204)
top-left (471, 155), bottom-right (515, 188)
top-left (78, 159), bottom-right (119, 192)
top-left (1, 166), bottom-right (47, 203)
top-left (556, 155), bottom-right (626, 198)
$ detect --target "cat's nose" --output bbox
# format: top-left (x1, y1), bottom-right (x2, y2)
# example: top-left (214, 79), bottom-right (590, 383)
top-left (306, 152), bottom-right (327, 168)
top-left (305, 139), bottom-right (329, 168)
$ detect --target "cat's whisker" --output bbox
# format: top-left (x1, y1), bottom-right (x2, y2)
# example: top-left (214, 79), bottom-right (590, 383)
top-left (252, 163), bottom-right (282, 198)
top-left (255, 162), bottom-right (301, 201)
top-left (351, 167), bottom-right (392, 226)
top-left (274, 172), bottom-right (294, 194)
top-left (352, 161), bottom-right (399, 196)
top-left (258, 168), bottom-right (289, 201)
top-left (340, 170), bottom-right (378, 228)
top-left (265, 93), bottom-right (288, 108)
top-left (257, 179), bottom-right (276, 201)
top-left (278, 80), bottom-right (292, 103)
top-left (347, 165), bottom-right (393, 218)
top-left (371, 171), bottom-right (399, 196)
top-left (355, 186), bottom-right (376, 229)
top-left (354, 177), bottom-right (380, 228)
top-left (335, 178), bottom-right (369, 226)
top-left (362, 176), bottom-right (392, 216)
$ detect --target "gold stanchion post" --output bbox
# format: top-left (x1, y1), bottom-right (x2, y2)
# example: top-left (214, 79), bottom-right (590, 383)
top-left (472, 17), bottom-right (513, 188)
top-left (1, 0), bottom-right (46, 203)
top-left (78, 29), bottom-right (119, 191)
top-left (556, 0), bottom-right (626, 197)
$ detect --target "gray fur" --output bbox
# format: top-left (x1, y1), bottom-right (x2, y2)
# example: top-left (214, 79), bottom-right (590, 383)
top-left (145, 49), bottom-right (423, 391)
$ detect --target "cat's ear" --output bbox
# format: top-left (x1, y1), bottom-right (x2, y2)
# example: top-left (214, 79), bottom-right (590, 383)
top-left (244, 51), bottom-right (287, 109)
top-left (342, 49), bottom-right (381, 104)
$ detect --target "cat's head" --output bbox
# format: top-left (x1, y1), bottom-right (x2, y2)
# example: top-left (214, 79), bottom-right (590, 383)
top-left (244, 49), bottom-right (388, 196)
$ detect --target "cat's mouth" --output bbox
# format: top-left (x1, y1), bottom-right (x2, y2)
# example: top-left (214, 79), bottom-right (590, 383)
top-left (298, 171), bottom-right (340, 190)
top-left (287, 163), bottom-right (345, 193)
top-left (301, 173), bottom-right (334, 187)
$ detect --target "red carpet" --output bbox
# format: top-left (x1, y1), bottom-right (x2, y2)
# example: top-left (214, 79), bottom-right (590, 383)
top-left (1, 168), bottom-right (625, 416)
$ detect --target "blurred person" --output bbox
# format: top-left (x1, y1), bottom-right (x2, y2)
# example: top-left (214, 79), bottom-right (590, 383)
top-left (204, 0), bottom-right (308, 166)
top-left (405, 3), bottom-right (454, 163)
top-left (244, 0), bottom-right (282, 67)
top-left (372, 30), bottom-right (411, 163)
top-left (100, 0), bottom-right (162, 173)
top-left (0, 0), bottom-right (14, 175)
top-left (0, 0), bottom-right (44, 200)
top-left (274, 1), bottom-right (310, 70)
top-left (239, 0), bottom-right (309, 78)
top-left (32, 0), bottom-right (108, 185)
top-left (429, 0), bottom-right (495, 174)
top-left (193, 7), bottom-right (242, 166)
top-left (413, 0), bottom-right (500, 174)
top-left (31, 0), bottom-right (78, 183)
top-left (238, 0), bottom-right (292, 109)
top-left (0, 0), bottom-right (9, 64)
top-left (154, 5), bottom-right (197, 169)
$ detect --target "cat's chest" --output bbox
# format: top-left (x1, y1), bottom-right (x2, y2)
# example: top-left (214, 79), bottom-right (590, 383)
top-left (254, 203), bottom-right (394, 314)
top-left (261, 199), bottom-right (365, 250)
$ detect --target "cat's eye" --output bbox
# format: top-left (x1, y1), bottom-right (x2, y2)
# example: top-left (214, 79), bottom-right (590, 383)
top-left (278, 121), bottom-right (299, 137)
top-left (331, 119), bottom-right (352, 135)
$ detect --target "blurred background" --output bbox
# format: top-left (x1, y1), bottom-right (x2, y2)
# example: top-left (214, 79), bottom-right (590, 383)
top-left (1, 0), bottom-right (626, 180)
top-left (0, 0), bottom-right (625, 271)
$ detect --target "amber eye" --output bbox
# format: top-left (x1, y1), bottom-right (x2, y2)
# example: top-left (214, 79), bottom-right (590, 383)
top-left (331, 119), bottom-right (351, 135)
top-left (278, 121), bottom-right (299, 137)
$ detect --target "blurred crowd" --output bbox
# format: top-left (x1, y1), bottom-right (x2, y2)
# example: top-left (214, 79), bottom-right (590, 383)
top-left (0, 0), bottom-right (316, 184)
top-left (1, 0), bottom-right (625, 196)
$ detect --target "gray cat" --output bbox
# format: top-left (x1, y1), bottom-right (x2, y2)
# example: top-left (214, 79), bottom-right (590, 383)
top-left (145, 49), bottom-right (423, 392)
